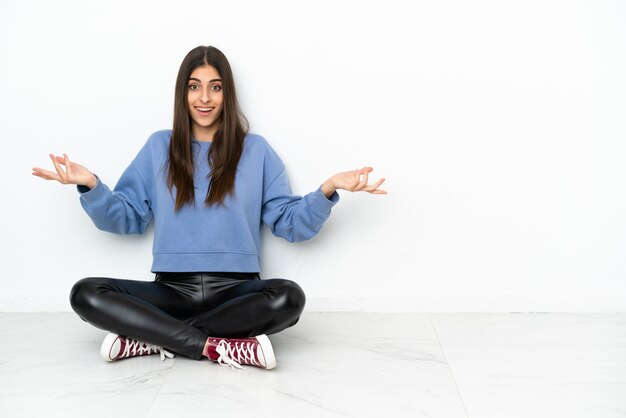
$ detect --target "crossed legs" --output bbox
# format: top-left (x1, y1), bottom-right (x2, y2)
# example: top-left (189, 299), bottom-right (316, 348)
top-left (69, 272), bottom-right (306, 360)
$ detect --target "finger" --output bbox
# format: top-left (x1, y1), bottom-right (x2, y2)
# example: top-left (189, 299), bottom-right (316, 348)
top-left (368, 189), bottom-right (388, 194)
top-left (32, 172), bottom-right (55, 180)
top-left (354, 168), bottom-right (367, 190)
top-left (49, 154), bottom-right (67, 181)
top-left (356, 167), bottom-right (369, 191)
top-left (64, 153), bottom-right (72, 177)
top-left (32, 167), bottom-right (60, 181)
top-left (54, 156), bottom-right (67, 165)
top-left (363, 177), bottom-right (385, 192)
top-left (53, 156), bottom-right (72, 171)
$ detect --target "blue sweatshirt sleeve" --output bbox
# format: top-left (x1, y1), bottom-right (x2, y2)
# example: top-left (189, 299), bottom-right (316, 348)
top-left (260, 148), bottom-right (340, 242)
top-left (76, 161), bottom-right (153, 235)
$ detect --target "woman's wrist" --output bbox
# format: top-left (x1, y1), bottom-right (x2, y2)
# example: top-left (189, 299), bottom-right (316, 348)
top-left (84, 174), bottom-right (98, 190)
top-left (321, 179), bottom-right (337, 198)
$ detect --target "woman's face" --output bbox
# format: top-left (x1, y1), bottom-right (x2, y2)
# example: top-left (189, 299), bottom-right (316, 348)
top-left (187, 65), bottom-right (224, 141)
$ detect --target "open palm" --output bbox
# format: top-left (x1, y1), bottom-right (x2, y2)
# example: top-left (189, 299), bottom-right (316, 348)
top-left (328, 167), bottom-right (386, 194)
top-left (32, 153), bottom-right (97, 188)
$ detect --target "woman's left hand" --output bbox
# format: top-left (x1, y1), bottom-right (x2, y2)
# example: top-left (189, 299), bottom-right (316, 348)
top-left (321, 166), bottom-right (387, 198)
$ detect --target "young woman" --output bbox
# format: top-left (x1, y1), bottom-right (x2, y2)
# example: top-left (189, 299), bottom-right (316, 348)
top-left (32, 45), bottom-right (386, 370)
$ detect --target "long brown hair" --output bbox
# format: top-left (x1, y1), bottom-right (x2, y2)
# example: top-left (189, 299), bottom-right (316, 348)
top-left (168, 45), bottom-right (249, 210)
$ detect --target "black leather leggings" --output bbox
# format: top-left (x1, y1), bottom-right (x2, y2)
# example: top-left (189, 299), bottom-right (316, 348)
top-left (69, 272), bottom-right (306, 360)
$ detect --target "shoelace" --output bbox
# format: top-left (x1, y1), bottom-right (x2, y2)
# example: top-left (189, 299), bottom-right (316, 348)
top-left (215, 339), bottom-right (261, 369)
top-left (122, 338), bottom-right (175, 361)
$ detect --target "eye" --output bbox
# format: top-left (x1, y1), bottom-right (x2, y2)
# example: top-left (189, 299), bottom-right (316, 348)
top-left (211, 85), bottom-right (222, 91)
top-left (188, 84), bottom-right (198, 90)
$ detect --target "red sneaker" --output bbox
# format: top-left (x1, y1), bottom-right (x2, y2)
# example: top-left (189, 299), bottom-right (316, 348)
top-left (204, 334), bottom-right (276, 370)
top-left (100, 333), bottom-right (175, 362)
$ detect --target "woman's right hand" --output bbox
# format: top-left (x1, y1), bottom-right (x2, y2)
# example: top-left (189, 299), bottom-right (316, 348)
top-left (32, 153), bottom-right (97, 189)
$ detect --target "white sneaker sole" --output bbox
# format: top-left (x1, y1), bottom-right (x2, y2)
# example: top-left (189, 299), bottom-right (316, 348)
top-left (256, 334), bottom-right (276, 370)
top-left (100, 333), bottom-right (121, 362)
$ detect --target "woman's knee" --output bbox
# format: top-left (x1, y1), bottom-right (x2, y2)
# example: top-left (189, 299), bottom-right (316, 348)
top-left (274, 280), bottom-right (306, 316)
top-left (69, 277), bottom-right (104, 316)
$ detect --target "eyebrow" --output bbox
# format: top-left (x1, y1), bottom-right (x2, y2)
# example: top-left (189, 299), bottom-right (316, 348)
top-left (188, 78), bottom-right (222, 83)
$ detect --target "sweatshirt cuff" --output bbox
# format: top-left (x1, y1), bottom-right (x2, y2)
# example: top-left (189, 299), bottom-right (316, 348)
top-left (76, 175), bottom-right (111, 206)
top-left (308, 186), bottom-right (340, 213)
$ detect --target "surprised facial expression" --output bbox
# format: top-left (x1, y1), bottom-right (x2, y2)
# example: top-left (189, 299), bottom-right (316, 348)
top-left (187, 65), bottom-right (224, 142)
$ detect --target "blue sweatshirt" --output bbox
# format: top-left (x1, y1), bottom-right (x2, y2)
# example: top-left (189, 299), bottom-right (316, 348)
top-left (77, 129), bottom-right (339, 272)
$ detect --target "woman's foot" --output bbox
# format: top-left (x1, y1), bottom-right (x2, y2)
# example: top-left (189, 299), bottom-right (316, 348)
top-left (100, 333), bottom-right (175, 362)
top-left (203, 334), bottom-right (276, 370)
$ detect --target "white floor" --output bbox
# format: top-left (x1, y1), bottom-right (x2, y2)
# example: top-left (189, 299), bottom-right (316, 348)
top-left (1, 312), bottom-right (625, 418)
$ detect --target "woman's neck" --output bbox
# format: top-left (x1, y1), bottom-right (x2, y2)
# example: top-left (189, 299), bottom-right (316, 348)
top-left (192, 126), bottom-right (215, 142)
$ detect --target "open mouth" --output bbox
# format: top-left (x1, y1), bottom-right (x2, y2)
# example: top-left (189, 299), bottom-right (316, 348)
top-left (195, 107), bottom-right (215, 116)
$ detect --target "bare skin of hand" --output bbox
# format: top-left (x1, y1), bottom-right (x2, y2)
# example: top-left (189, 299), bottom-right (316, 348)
top-left (32, 153), bottom-right (97, 189)
top-left (321, 166), bottom-right (386, 198)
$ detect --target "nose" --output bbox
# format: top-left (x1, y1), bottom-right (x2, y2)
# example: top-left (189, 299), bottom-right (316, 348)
top-left (201, 88), bottom-right (211, 103)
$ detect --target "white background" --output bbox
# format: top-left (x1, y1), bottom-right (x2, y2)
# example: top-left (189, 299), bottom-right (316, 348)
top-left (1, 0), bottom-right (625, 312)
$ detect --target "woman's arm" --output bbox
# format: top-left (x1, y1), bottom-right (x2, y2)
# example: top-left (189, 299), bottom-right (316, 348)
top-left (261, 166), bottom-right (385, 242)
top-left (32, 153), bottom-right (153, 234)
